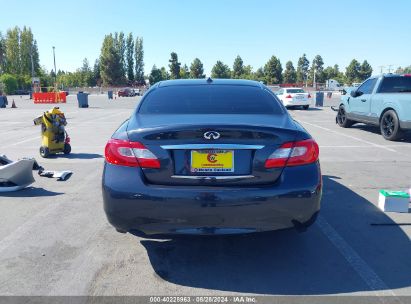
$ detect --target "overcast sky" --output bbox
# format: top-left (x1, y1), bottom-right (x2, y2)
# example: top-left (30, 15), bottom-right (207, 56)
top-left (1, 0), bottom-right (410, 75)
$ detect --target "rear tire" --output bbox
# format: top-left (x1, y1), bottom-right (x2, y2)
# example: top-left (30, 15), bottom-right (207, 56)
top-left (39, 146), bottom-right (50, 158)
top-left (380, 110), bottom-right (403, 141)
top-left (63, 143), bottom-right (71, 154)
top-left (336, 105), bottom-right (354, 128)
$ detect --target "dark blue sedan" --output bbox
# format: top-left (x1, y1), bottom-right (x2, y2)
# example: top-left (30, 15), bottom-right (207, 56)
top-left (102, 79), bottom-right (322, 236)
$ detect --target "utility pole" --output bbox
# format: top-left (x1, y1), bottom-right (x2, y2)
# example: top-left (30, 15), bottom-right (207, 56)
top-left (387, 65), bottom-right (393, 73)
top-left (378, 65), bottom-right (385, 74)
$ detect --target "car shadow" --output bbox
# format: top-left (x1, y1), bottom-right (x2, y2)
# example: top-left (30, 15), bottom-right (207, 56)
top-left (353, 124), bottom-right (411, 142)
top-left (0, 187), bottom-right (63, 197)
top-left (137, 175), bottom-right (411, 295)
top-left (287, 107), bottom-right (323, 111)
top-left (53, 153), bottom-right (103, 160)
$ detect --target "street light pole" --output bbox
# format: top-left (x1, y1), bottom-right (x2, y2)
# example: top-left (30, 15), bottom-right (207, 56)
top-left (52, 46), bottom-right (57, 84)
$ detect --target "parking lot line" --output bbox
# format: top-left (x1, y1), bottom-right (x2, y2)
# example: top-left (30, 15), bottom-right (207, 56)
top-left (316, 216), bottom-right (397, 298)
top-left (1, 110), bottom-right (129, 149)
top-left (297, 120), bottom-right (397, 153)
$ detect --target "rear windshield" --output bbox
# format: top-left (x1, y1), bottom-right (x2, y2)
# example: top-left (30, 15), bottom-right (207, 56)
top-left (138, 85), bottom-right (283, 114)
top-left (378, 76), bottom-right (411, 93)
top-left (286, 89), bottom-right (305, 93)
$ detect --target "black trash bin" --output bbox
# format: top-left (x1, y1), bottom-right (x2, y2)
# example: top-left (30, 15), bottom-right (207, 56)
top-left (108, 90), bottom-right (113, 100)
top-left (0, 96), bottom-right (8, 108)
top-left (315, 92), bottom-right (324, 107)
top-left (77, 92), bottom-right (89, 108)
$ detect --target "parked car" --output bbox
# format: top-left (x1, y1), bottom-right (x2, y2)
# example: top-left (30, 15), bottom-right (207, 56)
top-left (118, 88), bottom-right (134, 97)
top-left (337, 74), bottom-right (411, 140)
top-left (102, 79), bottom-right (322, 236)
top-left (132, 88), bottom-right (141, 96)
top-left (275, 87), bottom-right (312, 109)
top-left (13, 89), bottom-right (30, 95)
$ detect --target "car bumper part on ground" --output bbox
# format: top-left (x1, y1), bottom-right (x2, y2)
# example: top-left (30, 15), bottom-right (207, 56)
top-left (102, 162), bottom-right (322, 235)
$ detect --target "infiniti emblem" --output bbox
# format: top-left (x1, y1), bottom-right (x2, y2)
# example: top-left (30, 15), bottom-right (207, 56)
top-left (203, 131), bottom-right (220, 140)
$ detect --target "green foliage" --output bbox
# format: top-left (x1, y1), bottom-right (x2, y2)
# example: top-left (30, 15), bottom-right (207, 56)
top-left (310, 55), bottom-right (325, 83)
top-left (149, 65), bottom-right (163, 85)
top-left (264, 55), bottom-right (282, 84)
top-left (296, 54), bottom-right (309, 83)
top-left (232, 55), bottom-right (244, 79)
top-left (404, 66), bottom-right (411, 74)
top-left (283, 61), bottom-right (296, 84)
top-left (0, 32), bottom-right (5, 74)
top-left (134, 37), bottom-right (144, 84)
top-left (345, 59), bottom-right (361, 84)
top-left (179, 64), bottom-right (189, 79)
top-left (254, 67), bottom-right (265, 83)
top-left (169, 52), bottom-right (181, 79)
top-left (126, 33), bottom-right (134, 82)
top-left (100, 34), bottom-right (123, 85)
top-left (0, 73), bottom-right (18, 94)
top-left (359, 60), bottom-right (372, 80)
top-left (160, 67), bottom-right (169, 80)
top-left (189, 58), bottom-right (205, 79)
top-left (211, 61), bottom-right (231, 78)
top-left (93, 59), bottom-right (101, 86)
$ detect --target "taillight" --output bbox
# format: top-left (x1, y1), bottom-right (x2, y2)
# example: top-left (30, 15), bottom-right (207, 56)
top-left (265, 139), bottom-right (319, 168)
top-left (308, 94), bottom-right (312, 98)
top-left (104, 139), bottom-right (160, 168)
top-left (285, 94), bottom-right (292, 98)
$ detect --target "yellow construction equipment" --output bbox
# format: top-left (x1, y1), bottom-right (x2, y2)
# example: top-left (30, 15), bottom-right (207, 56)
top-left (33, 107), bottom-right (71, 158)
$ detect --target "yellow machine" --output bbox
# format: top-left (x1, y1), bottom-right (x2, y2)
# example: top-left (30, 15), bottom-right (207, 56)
top-left (34, 107), bottom-right (71, 158)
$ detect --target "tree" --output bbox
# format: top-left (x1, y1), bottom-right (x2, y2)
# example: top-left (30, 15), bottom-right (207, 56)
top-left (20, 26), bottom-right (39, 76)
top-left (254, 67), bottom-right (265, 82)
top-left (0, 32), bottom-right (5, 74)
top-left (5, 27), bottom-right (21, 75)
top-left (92, 59), bottom-right (101, 86)
top-left (169, 52), bottom-right (181, 79)
top-left (114, 32), bottom-right (126, 81)
top-left (80, 58), bottom-right (92, 86)
top-left (242, 65), bottom-right (253, 79)
top-left (283, 61), bottom-right (296, 84)
top-left (404, 66), bottom-right (411, 74)
top-left (345, 59), bottom-right (361, 84)
top-left (0, 74), bottom-right (18, 94)
top-left (189, 58), bottom-right (205, 78)
top-left (100, 34), bottom-right (123, 85)
top-left (359, 60), bottom-right (373, 81)
top-left (149, 65), bottom-right (163, 85)
top-left (211, 60), bottom-right (231, 78)
top-left (264, 55), bottom-right (282, 84)
top-left (232, 55), bottom-right (244, 79)
top-left (134, 37), bottom-right (144, 84)
top-left (179, 64), bottom-right (189, 79)
top-left (126, 33), bottom-right (134, 82)
top-left (296, 54), bottom-right (309, 84)
top-left (160, 66), bottom-right (169, 80)
top-left (310, 55), bottom-right (325, 83)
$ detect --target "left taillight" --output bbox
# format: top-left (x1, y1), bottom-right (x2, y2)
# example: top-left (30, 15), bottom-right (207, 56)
top-left (104, 138), bottom-right (160, 168)
top-left (265, 139), bottom-right (319, 168)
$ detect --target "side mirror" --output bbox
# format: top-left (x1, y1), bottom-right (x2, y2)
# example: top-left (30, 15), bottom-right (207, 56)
top-left (350, 90), bottom-right (358, 97)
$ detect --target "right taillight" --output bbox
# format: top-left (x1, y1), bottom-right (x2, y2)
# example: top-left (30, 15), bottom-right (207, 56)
top-left (104, 138), bottom-right (160, 168)
top-left (285, 94), bottom-right (292, 98)
top-left (265, 139), bottom-right (319, 168)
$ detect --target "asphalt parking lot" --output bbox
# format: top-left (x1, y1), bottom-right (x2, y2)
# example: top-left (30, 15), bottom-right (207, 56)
top-left (0, 94), bottom-right (410, 301)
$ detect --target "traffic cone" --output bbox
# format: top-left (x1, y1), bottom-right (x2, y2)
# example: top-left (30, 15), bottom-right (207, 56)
top-left (11, 99), bottom-right (17, 108)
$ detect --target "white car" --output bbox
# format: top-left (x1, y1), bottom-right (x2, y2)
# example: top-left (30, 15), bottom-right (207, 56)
top-left (275, 88), bottom-right (312, 109)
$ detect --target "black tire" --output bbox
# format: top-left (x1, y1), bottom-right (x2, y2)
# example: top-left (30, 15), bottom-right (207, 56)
top-left (63, 143), bottom-right (71, 154)
top-left (336, 105), bottom-right (354, 128)
top-left (380, 110), bottom-right (403, 141)
top-left (303, 105), bottom-right (309, 110)
top-left (39, 146), bottom-right (50, 158)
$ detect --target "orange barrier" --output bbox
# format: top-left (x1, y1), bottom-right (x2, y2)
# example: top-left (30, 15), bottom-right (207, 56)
top-left (33, 92), bottom-right (67, 104)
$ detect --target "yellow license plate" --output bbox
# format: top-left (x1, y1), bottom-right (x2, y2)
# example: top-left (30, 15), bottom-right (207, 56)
top-left (191, 150), bottom-right (234, 173)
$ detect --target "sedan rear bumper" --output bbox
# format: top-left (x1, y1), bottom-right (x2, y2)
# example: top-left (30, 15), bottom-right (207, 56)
top-left (102, 162), bottom-right (322, 235)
